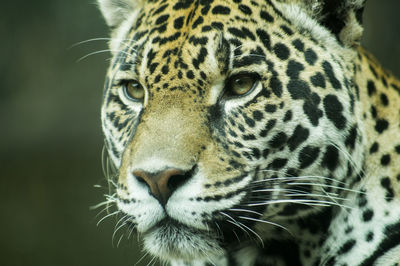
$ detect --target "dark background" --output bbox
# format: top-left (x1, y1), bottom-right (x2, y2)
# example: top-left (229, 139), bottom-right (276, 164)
top-left (1, 1), bottom-right (399, 266)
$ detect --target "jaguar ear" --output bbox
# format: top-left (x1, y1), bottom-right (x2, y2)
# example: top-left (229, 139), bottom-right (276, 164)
top-left (97, 0), bottom-right (142, 28)
top-left (302, 0), bottom-right (367, 46)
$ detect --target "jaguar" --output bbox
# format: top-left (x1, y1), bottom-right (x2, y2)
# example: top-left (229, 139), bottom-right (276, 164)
top-left (96, 0), bottom-right (400, 265)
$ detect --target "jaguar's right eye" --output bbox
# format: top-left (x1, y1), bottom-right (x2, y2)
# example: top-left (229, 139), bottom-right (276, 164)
top-left (122, 80), bottom-right (145, 102)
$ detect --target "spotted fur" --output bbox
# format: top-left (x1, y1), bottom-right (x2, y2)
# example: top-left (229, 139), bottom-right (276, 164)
top-left (96, 0), bottom-right (400, 265)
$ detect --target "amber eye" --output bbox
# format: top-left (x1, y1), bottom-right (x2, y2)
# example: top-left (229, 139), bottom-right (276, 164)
top-left (123, 80), bottom-right (145, 101)
top-left (225, 73), bottom-right (258, 97)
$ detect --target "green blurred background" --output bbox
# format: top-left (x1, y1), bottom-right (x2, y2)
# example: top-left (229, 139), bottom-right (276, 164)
top-left (1, 1), bottom-right (399, 266)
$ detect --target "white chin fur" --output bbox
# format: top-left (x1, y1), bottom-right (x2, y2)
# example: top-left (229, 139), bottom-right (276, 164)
top-left (143, 222), bottom-right (224, 262)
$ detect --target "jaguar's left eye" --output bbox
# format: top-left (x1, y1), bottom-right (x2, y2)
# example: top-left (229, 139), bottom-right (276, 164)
top-left (123, 80), bottom-right (145, 101)
top-left (224, 73), bottom-right (258, 98)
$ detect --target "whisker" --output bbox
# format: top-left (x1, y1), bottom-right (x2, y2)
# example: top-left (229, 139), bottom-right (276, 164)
top-left (77, 49), bottom-right (132, 62)
top-left (228, 208), bottom-right (263, 216)
top-left (220, 212), bottom-right (264, 247)
top-left (69, 37), bottom-right (113, 49)
top-left (116, 233), bottom-right (124, 248)
top-left (97, 210), bottom-right (119, 226)
top-left (134, 251), bottom-right (150, 266)
top-left (220, 212), bottom-right (251, 239)
top-left (286, 181), bottom-right (365, 195)
top-left (237, 216), bottom-right (293, 236)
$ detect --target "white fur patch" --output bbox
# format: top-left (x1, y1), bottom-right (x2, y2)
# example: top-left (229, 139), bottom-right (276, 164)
top-left (275, 3), bottom-right (344, 51)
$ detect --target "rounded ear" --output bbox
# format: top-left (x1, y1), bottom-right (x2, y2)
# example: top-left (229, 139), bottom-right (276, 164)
top-left (97, 0), bottom-right (141, 28)
top-left (304, 0), bottom-right (367, 46)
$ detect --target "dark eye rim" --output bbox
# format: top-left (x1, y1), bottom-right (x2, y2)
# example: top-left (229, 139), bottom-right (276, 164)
top-left (222, 72), bottom-right (260, 99)
top-left (120, 79), bottom-right (145, 102)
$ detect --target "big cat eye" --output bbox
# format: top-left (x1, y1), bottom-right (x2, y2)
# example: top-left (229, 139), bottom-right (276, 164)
top-left (123, 80), bottom-right (145, 101)
top-left (224, 73), bottom-right (258, 98)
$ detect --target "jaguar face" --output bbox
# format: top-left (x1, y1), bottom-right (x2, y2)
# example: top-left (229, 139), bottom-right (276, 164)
top-left (99, 0), bottom-right (363, 262)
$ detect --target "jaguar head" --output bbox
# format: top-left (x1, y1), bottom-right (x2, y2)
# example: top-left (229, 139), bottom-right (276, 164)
top-left (97, 0), bottom-right (366, 262)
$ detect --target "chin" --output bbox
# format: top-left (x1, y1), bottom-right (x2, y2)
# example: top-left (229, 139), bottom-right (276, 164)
top-left (142, 219), bottom-right (224, 262)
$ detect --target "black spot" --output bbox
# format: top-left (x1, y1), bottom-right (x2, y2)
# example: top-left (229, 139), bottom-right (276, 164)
top-left (366, 231), bottom-right (374, 242)
top-left (292, 39), bottom-right (304, 51)
top-left (256, 29), bottom-right (271, 50)
top-left (252, 110), bottom-right (264, 121)
top-left (303, 93), bottom-right (323, 126)
top-left (287, 125), bottom-right (309, 151)
top-left (367, 80), bottom-right (376, 96)
top-left (380, 177), bottom-right (394, 202)
top-left (338, 239), bottom-right (356, 255)
top-left (251, 148), bottom-right (261, 159)
top-left (269, 75), bottom-right (283, 98)
top-left (280, 25), bottom-right (293, 35)
top-left (161, 65), bottom-right (169, 75)
top-left (244, 115), bottom-right (256, 127)
top-left (155, 14), bottom-right (169, 25)
top-left (310, 72), bottom-right (326, 88)
top-left (283, 110), bottom-right (292, 122)
top-left (243, 134), bottom-right (256, 140)
top-left (212, 5), bottom-right (230, 15)
top-left (269, 132), bottom-right (287, 148)
top-left (395, 145), bottom-right (400, 154)
top-left (380, 154), bottom-right (391, 166)
top-left (270, 158), bottom-right (288, 170)
top-left (265, 104), bottom-right (277, 113)
top-left (273, 43), bottom-right (290, 60)
top-left (299, 146), bottom-right (320, 169)
top-left (174, 0), bottom-right (195, 9)
top-left (345, 126), bottom-right (358, 150)
top-left (153, 4), bottom-right (169, 15)
top-left (305, 48), bottom-right (317, 65)
top-left (369, 142), bottom-right (379, 154)
top-left (260, 10), bottom-right (274, 22)
top-left (192, 16), bottom-right (204, 29)
top-left (362, 209), bottom-right (374, 222)
top-left (323, 61), bottom-right (341, 90)
top-left (286, 60), bottom-right (304, 79)
top-left (344, 226), bottom-right (353, 234)
top-left (322, 145), bottom-right (339, 171)
top-left (186, 70), bottom-right (195, 79)
top-left (375, 119), bottom-right (389, 133)
top-left (259, 119), bottom-right (276, 137)
top-left (369, 64), bottom-right (378, 78)
top-left (149, 63), bottom-right (159, 73)
top-left (380, 93), bottom-right (389, 106)
top-left (228, 27), bottom-right (255, 40)
top-left (238, 4), bottom-right (252, 15)
top-left (323, 94), bottom-right (347, 130)
top-left (370, 105), bottom-right (377, 118)
top-left (358, 193), bottom-right (367, 208)
top-left (201, 5), bottom-right (211, 15)
top-left (232, 141), bottom-right (243, 151)
top-left (288, 79), bottom-right (310, 100)
top-left (211, 22), bottom-right (224, 31)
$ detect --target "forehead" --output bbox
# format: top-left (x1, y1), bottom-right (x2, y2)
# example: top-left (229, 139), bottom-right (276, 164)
top-left (120, 0), bottom-right (289, 58)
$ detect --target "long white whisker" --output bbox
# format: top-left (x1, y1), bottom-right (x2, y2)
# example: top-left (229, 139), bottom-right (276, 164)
top-left (77, 49), bottom-right (132, 62)
top-left (221, 212), bottom-right (264, 247)
top-left (228, 208), bottom-right (263, 216)
top-left (97, 210), bottom-right (119, 226)
top-left (246, 199), bottom-right (342, 207)
top-left (237, 216), bottom-right (293, 236)
top-left (287, 182), bottom-right (365, 194)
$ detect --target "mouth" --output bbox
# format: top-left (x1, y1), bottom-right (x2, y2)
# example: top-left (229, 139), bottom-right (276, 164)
top-left (142, 217), bottom-right (225, 261)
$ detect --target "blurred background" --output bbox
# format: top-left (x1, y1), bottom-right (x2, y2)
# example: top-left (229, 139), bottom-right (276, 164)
top-left (1, 1), bottom-right (399, 266)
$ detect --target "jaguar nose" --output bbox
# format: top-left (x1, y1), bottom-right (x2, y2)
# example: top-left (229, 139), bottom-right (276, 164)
top-left (133, 168), bottom-right (193, 206)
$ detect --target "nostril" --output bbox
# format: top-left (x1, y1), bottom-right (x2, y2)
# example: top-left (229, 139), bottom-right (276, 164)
top-left (136, 176), bottom-right (147, 185)
top-left (167, 174), bottom-right (189, 192)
